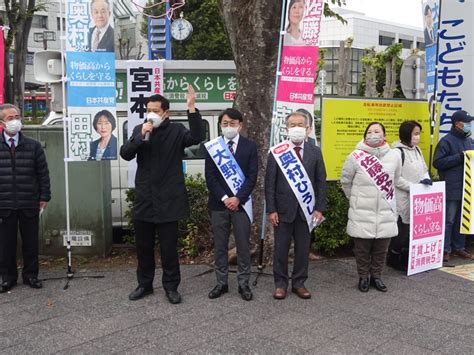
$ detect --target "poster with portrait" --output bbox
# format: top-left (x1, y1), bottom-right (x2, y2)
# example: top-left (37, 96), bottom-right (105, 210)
top-left (421, 0), bottom-right (439, 98)
top-left (68, 107), bottom-right (118, 161)
top-left (66, 0), bottom-right (117, 161)
top-left (66, 0), bottom-right (115, 52)
top-left (272, 0), bottom-right (324, 146)
top-left (408, 182), bottom-right (445, 276)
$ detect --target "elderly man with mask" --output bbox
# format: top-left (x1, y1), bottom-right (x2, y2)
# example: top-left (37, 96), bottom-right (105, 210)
top-left (0, 104), bottom-right (51, 292)
top-left (265, 111), bottom-right (327, 300)
top-left (205, 108), bottom-right (258, 301)
top-left (433, 110), bottom-right (474, 262)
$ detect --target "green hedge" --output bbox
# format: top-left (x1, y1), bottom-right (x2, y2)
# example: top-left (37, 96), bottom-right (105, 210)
top-left (313, 181), bottom-right (350, 255)
top-left (124, 177), bottom-right (352, 257)
top-left (123, 174), bottom-right (212, 257)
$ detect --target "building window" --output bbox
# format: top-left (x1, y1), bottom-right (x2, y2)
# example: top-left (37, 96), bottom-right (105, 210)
top-left (32, 15), bottom-right (48, 29)
top-left (57, 17), bottom-right (66, 31)
top-left (417, 41), bottom-right (425, 51)
top-left (8, 52), bottom-right (35, 65)
top-left (399, 38), bottom-right (412, 49)
top-left (26, 52), bottom-right (34, 65)
top-left (379, 35), bottom-right (394, 46)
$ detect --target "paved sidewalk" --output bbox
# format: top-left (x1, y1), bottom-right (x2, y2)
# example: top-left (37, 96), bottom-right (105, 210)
top-left (1, 257), bottom-right (474, 354)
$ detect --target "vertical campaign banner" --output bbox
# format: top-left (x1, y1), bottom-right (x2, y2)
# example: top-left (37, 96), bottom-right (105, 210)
top-left (272, 0), bottom-right (323, 145)
top-left (421, 0), bottom-right (440, 98)
top-left (126, 60), bottom-right (164, 187)
top-left (0, 27), bottom-right (4, 105)
top-left (408, 182), bottom-right (445, 276)
top-left (66, 0), bottom-right (117, 161)
top-left (436, 0), bottom-right (473, 138)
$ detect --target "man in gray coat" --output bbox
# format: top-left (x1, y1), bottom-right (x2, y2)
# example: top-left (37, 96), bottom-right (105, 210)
top-left (120, 86), bottom-right (204, 304)
top-left (265, 112), bottom-right (327, 300)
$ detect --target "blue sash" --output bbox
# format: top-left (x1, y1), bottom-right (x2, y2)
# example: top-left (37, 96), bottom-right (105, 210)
top-left (205, 137), bottom-right (253, 222)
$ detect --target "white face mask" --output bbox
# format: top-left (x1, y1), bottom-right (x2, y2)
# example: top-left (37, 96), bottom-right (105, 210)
top-left (221, 126), bottom-right (239, 140)
top-left (411, 135), bottom-right (420, 146)
top-left (5, 119), bottom-right (22, 135)
top-left (288, 127), bottom-right (306, 144)
top-left (365, 134), bottom-right (383, 147)
top-left (146, 112), bottom-right (163, 128)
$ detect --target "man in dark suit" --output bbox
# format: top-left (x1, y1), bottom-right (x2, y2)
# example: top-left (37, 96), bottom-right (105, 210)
top-left (205, 108), bottom-right (258, 301)
top-left (265, 111), bottom-right (327, 300)
top-left (0, 104), bottom-right (51, 292)
top-left (88, 0), bottom-right (114, 52)
top-left (120, 86), bottom-right (204, 304)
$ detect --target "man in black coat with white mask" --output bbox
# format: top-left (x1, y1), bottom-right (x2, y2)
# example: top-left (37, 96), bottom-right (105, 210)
top-left (120, 85), bottom-right (204, 304)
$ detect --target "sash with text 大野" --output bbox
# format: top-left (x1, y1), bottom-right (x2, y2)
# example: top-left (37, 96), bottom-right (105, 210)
top-left (205, 137), bottom-right (253, 222)
top-left (271, 141), bottom-right (315, 231)
top-left (352, 149), bottom-right (396, 213)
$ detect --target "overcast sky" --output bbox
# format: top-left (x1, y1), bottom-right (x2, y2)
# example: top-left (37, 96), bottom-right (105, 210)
top-left (332, 0), bottom-right (424, 28)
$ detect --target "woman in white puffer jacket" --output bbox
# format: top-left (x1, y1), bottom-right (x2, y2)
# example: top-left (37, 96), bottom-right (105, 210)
top-left (387, 120), bottom-right (431, 271)
top-left (341, 122), bottom-right (401, 293)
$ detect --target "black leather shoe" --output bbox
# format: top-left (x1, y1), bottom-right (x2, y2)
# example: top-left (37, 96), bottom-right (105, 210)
top-left (0, 280), bottom-right (17, 293)
top-left (370, 278), bottom-right (388, 292)
top-left (238, 286), bottom-right (253, 301)
top-left (358, 278), bottom-right (369, 292)
top-left (128, 286), bottom-right (153, 301)
top-left (165, 290), bottom-right (182, 304)
top-left (23, 277), bottom-right (42, 289)
top-left (208, 284), bottom-right (228, 299)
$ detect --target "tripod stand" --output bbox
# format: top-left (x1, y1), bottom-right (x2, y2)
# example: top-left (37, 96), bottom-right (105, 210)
top-left (39, 216), bottom-right (104, 290)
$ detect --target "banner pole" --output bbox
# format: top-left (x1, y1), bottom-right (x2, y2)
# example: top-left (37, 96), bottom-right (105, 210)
top-left (429, 0), bottom-right (442, 172)
top-left (59, 0), bottom-right (74, 287)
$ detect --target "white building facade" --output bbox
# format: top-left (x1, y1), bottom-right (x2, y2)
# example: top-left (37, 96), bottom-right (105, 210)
top-left (318, 8), bottom-right (424, 95)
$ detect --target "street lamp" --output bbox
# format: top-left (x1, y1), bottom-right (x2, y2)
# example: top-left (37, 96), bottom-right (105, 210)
top-left (34, 31), bottom-right (56, 116)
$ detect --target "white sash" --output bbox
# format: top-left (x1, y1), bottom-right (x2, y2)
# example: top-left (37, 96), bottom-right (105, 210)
top-left (352, 149), bottom-right (396, 213)
top-left (270, 141), bottom-right (316, 231)
top-left (205, 137), bottom-right (253, 223)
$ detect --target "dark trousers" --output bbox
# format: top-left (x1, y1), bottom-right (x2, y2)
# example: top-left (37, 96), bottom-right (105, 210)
top-left (0, 209), bottom-right (40, 282)
top-left (134, 219), bottom-right (181, 291)
top-left (390, 217), bottom-right (409, 253)
top-left (353, 238), bottom-right (391, 279)
top-left (211, 210), bottom-right (251, 287)
top-left (273, 213), bottom-right (311, 289)
top-left (444, 200), bottom-right (466, 253)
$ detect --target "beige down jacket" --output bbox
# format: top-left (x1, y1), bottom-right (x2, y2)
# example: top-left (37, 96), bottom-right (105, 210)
top-left (340, 141), bottom-right (402, 239)
top-left (393, 141), bottom-right (430, 224)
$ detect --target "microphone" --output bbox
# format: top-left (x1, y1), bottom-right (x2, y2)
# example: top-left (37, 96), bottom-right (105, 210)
top-left (144, 130), bottom-right (151, 142)
top-left (143, 113), bottom-right (162, 142)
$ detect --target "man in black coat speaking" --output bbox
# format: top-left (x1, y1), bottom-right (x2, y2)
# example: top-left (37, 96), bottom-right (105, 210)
top-left (120, 86), bottom-right (204, 304)
top-left (0, 104), bottom-right (51, 292)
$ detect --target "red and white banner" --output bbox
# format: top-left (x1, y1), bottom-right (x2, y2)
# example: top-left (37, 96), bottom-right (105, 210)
top-left (272, 0), bottom-right (323, 145)
top-left (408, 181), bottom-right (446, 276)
top-left (0, 27), bottom-right (5, 105)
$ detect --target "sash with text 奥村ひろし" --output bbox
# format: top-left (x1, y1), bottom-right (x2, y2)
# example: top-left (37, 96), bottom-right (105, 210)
top-left (352, 149), bottom-right (396, 213)
top-left (205, 137), bottom-right (253, 222)
top-left (270, 141), bottom-right (316, 231)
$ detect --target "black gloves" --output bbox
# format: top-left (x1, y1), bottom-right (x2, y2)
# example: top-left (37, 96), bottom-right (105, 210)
top-left (419, 178), bottom-right (433, 185)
